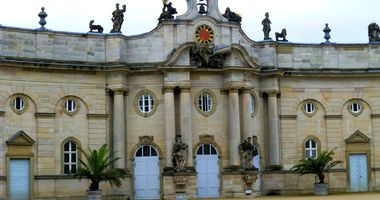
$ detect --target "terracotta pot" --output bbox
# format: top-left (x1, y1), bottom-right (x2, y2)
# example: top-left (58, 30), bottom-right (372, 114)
top-left (314, 183), bottom-right (328, 196)
top-left (87, 190), bottom-right (102, 200)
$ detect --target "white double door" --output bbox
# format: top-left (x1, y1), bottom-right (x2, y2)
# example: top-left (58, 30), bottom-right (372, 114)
top-left (134, 145), bottom-right (160, 200)
top-left (196, 144), bottom-right (219, 198)
top-left (9, 159), bottom-right (30, 200)
top-left (349, 154), bottom-right (368, 192)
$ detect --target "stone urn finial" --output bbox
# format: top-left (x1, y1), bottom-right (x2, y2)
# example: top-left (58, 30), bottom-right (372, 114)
top-left (38, 7), bottom-right (48, 30)
top-left (323, 23), bottom-right (331, 43)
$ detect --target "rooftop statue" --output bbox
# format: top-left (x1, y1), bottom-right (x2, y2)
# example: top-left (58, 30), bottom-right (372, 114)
top-left (222, 7), bottom-right (242, 23)
top-left (89, 20), bottom-right (104, 33)
top-left (275, 29), bottom-right (288, 42)
top-left (262, 12), bottom-right (272, 40)
top-left (157, 2), bottom-right (178, 23)
top-left (368, 22), bottom-right (380, 42)
top-left (110, 3), bottom-right (126, 33)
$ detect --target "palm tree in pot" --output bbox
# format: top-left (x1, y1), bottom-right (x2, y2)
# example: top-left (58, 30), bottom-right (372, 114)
top-left (76, 144), bottom-right (127, 199)
top-left (291, 148), bottom-right (342, 195)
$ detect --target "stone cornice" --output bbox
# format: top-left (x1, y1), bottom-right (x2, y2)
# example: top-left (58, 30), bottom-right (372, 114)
top-left (35, 112), bottom-right (56, 118)
top-left (371, 114), bottom-right (380, 119)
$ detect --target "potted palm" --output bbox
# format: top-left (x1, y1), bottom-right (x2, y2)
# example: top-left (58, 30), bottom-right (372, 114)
top-left (76, 144), bottom-right (127, 200)
top-left (291, 148), bottom-right (342, 196)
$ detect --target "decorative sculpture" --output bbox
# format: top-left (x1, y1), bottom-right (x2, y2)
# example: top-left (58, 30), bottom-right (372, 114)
top-left (262, 12), bottom-right (272, 40)
top-left (172, 135), bottom-right (188, 172)
top-left (239, 137), bottom-right (259, 170)
top-left (89, 20), bottom-right (104, 33)
top-left (190, 45), bottom-right (225, 68)
top-left (368, 22), bottom-right (380, 42)
top-left (110, 3), bottom-right (126, 33)
top-left (38, 7), bottom-right (48, 30)
top-left (323, 23), bottom-right (331, 43)
top-left (222, 7), bottom-right (242, 23)
top-left (275, 29), bottom-right (288, 42)
top-left (158, 1), bottom-right (178, 23)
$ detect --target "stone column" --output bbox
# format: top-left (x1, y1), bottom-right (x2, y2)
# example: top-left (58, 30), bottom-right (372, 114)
top-left (164, 86), bottom-right (176, 167)
top-left (241, 88), bottom-right (252, 140)
top-left (267, 92), bottom-right (280, 167)
top-left (229, 88), bottom-right (241, 167)
top-left (113, 89), bottom-right (126, 169)
top-left (180, 86), bottom-right (193, 167)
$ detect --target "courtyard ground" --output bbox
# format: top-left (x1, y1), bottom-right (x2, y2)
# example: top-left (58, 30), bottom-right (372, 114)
top-left (203, 192), bottom-right (380, 200)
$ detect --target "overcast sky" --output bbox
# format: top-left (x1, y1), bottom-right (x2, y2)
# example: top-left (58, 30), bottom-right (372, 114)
top-left (1, 0), bottom-right (379, 43)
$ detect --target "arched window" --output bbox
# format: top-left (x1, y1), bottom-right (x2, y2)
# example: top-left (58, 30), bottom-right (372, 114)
top-left (63, 141), bottom-right (78, 174)
top-left (305, 139), bottom-right (318, 159)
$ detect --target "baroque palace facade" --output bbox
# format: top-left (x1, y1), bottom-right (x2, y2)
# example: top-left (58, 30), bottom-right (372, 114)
top-left (1, 0), bottom-right (380, 199)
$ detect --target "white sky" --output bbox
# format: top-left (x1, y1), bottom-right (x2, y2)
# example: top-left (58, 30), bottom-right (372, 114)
top-left (0, 0), bottom-right (379, 43)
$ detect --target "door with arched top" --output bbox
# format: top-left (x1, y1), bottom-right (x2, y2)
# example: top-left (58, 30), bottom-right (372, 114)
top-left (134, 145), bottom-right (160, 200)
top-left (196, 144), bottom-right (219, 198)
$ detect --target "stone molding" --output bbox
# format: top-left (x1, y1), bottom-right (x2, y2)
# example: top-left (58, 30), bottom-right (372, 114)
top-left (87, 114), bottom-right (108, 119)
top-left (0, 111), bottom-right (5, 117)
top-left (35, 112), bottom-right (56, 118)
top-left (279, 115), bottom-right (297, 119)
top-left (324, 115), bottom-right (342, 119)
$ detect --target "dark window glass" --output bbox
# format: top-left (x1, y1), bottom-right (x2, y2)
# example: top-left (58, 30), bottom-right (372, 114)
top-left (211, 146), bottom-right (217, 155)
top-left (64, 165), bottom-right (70, 174)
top-left (64, 153), bottom-right (69, 162)
top-left (204, 144), bottom-right (210, 155)
top-left (151, 148), bottom-right (158, 156)
top-left (136, 148), bottom-right (142, 157)
top-left (64, 143), bottom-right (70, 151)
top-left (143, 145), bottom-right (150, 156)
top-left (197, 146), bottom-right (203, 155)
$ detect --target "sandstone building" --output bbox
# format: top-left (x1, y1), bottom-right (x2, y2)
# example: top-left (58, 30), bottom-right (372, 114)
top-left (0, 0), bottom-right (380, 199)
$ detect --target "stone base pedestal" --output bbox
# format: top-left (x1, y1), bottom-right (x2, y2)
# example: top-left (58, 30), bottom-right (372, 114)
top-left (87, 190), bottom-right (102, 200)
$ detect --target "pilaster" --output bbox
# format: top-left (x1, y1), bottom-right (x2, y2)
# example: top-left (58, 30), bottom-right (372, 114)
top-left (266, 91), bottom-right (281, 168)
top-left (180, 86), bottom-right (193, 167)
top-left (35, 113), bottom-right (56, 174)
top-left (228, 88), bottom-right (241, 167)
top-left (164, 86), bottom-right (176, 167)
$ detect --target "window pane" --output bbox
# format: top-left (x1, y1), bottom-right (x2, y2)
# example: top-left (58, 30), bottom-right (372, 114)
top-left (71, 142), bottom-right (76, 151)
top-left (311, 140), bottom-right (316, 148)
top-left (305, 141), bottom-right (310, 148)
top-left (312, 150), bottom-right (317, 158)
top-left (71, 166), bottom-right (77, 174)
top-left (250, 95), bottom-right (255, 114)
top-left (64, 165), bottom-right (70, 174)
top-left (64, 153), bottom-right (69, 162)
top-left (136, 148), bottom-right (142, 157)
top-left (211, 146), bottom-right (217, 155)
top-left (143, 146), bottom-right (150, 156)
top-left (71, 153), bottom-right (77, 162)
top-left (204, 144), bottom-right (210, 155)
top-left (64, 143), bottom-right (70, 151)
top-left (151, 148), bottom-right (158, 156)
top-left (196, 146), bottom-right (203, 155)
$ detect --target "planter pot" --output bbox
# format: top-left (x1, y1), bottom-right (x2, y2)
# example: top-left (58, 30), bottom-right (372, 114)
top-left (87, 190), bottom-right (103, 200)
top-left (314, 183), bottom-right (328, 196)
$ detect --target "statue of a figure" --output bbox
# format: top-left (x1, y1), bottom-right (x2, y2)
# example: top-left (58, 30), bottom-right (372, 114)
top-left (172, 135), bottom-right (188, 172)
top-left (222, 7), bottom-right (242, 23)
top-left (262, 12), bottom-right (272, 40)
top-left (239, 137), bottom-right (258, 170)
top-left (158, 2), bottom-right (177, 23)
top-left (368, 22), bottom-right (380, 42)
top-left (275, 29), bottom-right (288, 42)
top-left (110, 3), bottom-right (126, 33)
top-left (190, 45), bottom-right (226, 68)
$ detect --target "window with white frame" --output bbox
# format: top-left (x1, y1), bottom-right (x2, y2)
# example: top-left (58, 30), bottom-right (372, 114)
top-left (350, 102), bottom-right (361, 113)
top-left (138, 93), bottom-right (154, 113)
top-left (63, 141), bottom-right (78, 174)
top-left (305, 139), bottom-right (318, 159)
top-left (198, 92), bottom-right (213, 112)
top-left (64, 99), bottom-right (77, 113)
top-left (14, 96), bottom-right (25, 111)
top-left (304, 102), bottom-right (315, 114)
top-left (250, 94), bottom-right (255, 114)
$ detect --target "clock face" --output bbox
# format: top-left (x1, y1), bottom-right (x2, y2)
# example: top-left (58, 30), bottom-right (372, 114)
top-left (195, 25), bottom-right (214, 46)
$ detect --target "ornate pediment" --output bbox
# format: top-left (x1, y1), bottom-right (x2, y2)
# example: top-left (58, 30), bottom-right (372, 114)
top-left (6, 130), bottom-right (35, 146)
top-left (345, 130), bottom-right (371, 144)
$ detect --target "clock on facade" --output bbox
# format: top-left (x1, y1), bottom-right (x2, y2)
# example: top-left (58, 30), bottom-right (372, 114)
top-left (195, 24), bottom-right (214, 46)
